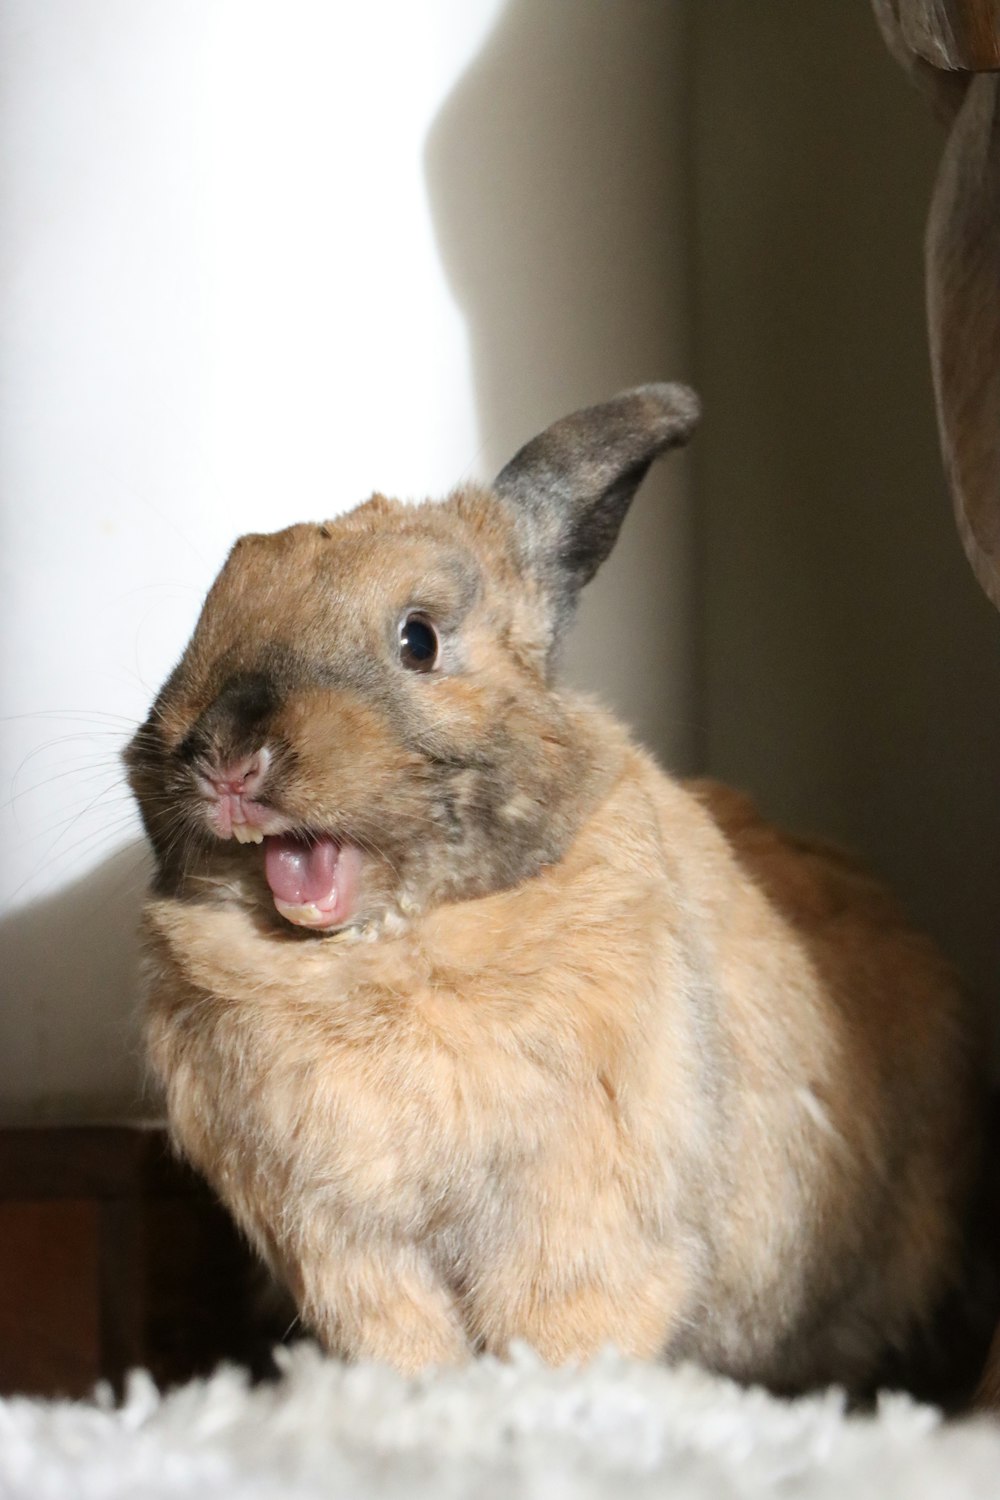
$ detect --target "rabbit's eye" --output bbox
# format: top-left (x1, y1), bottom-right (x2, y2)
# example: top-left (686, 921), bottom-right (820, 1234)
top-left (399, 612), bottom-right (439, 672)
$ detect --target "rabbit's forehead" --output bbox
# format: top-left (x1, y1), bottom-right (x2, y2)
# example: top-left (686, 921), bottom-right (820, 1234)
top-left (218, 524), bottom-right (480, 615)
top-left (320, 530), bottom-right (481, 613)
top-left (182, 523), bottom-right (486, 686)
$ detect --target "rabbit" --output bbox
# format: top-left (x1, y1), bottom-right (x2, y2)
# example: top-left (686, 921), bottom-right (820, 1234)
top-left (125, 384), bottom-right (980, 1393)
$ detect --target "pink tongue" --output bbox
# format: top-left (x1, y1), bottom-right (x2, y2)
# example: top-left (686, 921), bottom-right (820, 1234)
top-left (264, 834), bottom-right (340, 907)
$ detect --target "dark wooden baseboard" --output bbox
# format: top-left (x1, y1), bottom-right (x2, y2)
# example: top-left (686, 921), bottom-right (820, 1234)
top-left (0, 1124), bottom-right (279, 1399)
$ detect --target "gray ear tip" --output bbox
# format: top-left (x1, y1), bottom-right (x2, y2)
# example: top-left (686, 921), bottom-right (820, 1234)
top-left (627, 382), bottom-right (701, 444)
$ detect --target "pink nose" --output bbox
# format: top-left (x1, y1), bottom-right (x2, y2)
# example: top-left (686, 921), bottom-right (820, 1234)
top-left (209, 748), bottom-right (270, 799)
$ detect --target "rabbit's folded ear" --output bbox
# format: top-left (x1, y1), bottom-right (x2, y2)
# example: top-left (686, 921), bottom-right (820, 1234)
top-left (492, 383), bottom-right (700, 617)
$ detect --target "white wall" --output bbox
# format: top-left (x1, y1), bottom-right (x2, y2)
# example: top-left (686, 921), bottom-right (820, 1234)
top-left (0, 2), bottom-right (694, 1119)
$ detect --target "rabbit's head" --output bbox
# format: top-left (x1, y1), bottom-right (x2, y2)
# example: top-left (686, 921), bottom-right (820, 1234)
top-left (125, 384), bottom-right (698, 934)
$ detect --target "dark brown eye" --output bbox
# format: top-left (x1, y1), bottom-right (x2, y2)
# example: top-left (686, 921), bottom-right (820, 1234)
top-left (399, 612), bottom-right (439, 672)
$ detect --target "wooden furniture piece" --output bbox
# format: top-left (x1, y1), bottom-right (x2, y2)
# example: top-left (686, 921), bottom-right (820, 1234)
top-left (900, 0), bottom-right (1000, 70)
top-left (0, 1124), bottom-right (278, 1399)
top-left (875, 0), bottom-right (1000, 609)
top-left (874, 0), bottom-right (1000, 1410)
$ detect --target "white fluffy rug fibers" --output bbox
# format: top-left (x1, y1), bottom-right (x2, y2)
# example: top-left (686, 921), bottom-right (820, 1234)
top-left (1, 1344), bottom-right (999, 1500)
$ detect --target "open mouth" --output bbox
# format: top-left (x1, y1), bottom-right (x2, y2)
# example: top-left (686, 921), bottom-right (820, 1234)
top-left (197, 771), bottom-right (362, 931)
top-left (261, 831), bottom-right (362, 931)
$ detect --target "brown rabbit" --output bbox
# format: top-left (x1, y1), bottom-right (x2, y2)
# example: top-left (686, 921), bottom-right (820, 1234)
top-left (126, 385), bottom-right (978, 1392)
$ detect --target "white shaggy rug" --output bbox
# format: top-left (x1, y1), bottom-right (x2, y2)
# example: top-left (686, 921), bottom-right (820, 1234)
top-left (2, 1344), bottom-right (1000, 1500)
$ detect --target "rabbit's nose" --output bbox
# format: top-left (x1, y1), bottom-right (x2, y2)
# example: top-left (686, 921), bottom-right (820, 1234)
top-left (209, 748), bottom-right (271, 800)
top-left (197, 747), bottom-right (273, 842)
top-left (179, 671), bottom-right (279, 767)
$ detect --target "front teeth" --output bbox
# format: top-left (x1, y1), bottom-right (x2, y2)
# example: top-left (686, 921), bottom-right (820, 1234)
top-left (232, 825), bottom-right (264, 845)
top-left (275, 900), bottom-right (328, 927)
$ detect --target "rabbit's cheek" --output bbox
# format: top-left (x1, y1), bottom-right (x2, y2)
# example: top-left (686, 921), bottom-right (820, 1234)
top-left (263, 834), bottom-right (363, 930)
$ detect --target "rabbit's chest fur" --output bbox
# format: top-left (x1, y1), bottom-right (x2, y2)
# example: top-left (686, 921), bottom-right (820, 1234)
top-left (145, 756), bottom-right (715, 1251)
top-left (140, 742), bottom-right (971, 1386)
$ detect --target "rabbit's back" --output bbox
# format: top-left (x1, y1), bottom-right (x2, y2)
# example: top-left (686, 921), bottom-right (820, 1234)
top-left (669, 775), bottom-right (976, 1388)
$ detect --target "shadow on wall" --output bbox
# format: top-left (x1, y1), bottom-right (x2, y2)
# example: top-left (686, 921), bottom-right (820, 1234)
top-left (691, 1), bottom-right (1000, 1017)
top-left (425, 0), bottom-right (698, 769)
top-left (0, 845), bottom-right (150, 1124)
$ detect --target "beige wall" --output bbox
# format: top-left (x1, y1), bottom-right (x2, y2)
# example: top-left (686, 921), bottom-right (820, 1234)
top-left (0, 1), bottom-right (694, 1120)
top-left (8, 0), bottom-right (996, 1121)
top-left (691, 0), bottom-right (1000, 1021)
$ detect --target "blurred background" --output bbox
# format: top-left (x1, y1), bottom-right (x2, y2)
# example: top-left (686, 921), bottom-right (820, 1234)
top-left (1, 0), bottom-right (998, 1121)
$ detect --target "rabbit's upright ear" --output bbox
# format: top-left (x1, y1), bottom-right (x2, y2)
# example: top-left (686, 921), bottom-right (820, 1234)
top-left (493, 383), bottom-right (700, 622)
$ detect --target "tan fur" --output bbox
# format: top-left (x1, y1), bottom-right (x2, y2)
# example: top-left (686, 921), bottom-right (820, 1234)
top-left (129, 434), bottom-right (978, 1392)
